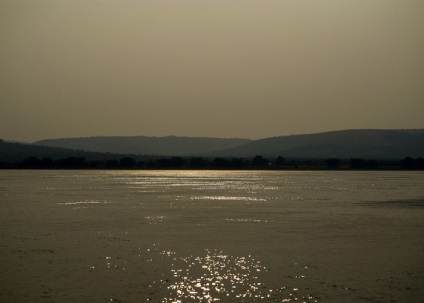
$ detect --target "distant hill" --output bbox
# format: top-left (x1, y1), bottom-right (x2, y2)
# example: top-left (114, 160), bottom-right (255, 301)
top-left (3, 130), bottom-right (423, 164)
top-left (209, 129), bottom-right (424, 158)
top-left (0, 139), bottom-right (134, 163)
top-left (34, 136), bottom-right (251, 156)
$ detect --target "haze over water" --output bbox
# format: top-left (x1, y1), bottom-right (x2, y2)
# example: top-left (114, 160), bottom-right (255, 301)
top-left (1, 170), bottom-right (424, 302)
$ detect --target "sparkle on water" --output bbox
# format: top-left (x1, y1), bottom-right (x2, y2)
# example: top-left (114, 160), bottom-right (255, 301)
top-left (150, 246), bottom-right (318, 303)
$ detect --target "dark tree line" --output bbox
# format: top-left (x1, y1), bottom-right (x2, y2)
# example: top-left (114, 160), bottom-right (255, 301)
top-left (1, 155), bottom-right (423, 170)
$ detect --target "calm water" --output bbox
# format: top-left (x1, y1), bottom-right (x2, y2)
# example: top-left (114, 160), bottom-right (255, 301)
top-left (1, 170), bottom-right (424, 303)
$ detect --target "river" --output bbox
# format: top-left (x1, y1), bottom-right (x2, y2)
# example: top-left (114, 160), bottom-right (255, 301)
top-left (1, 170), bottom-right (423, 302)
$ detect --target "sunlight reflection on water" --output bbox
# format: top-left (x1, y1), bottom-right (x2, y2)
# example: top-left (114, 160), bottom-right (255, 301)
top-left (191, 196), bottom-right (267, 202)
top-left (153, 247), bottom-right (319, 303)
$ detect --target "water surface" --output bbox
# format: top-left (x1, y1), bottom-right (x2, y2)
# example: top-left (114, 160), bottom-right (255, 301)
top-left (1, 170), bottom-right (423, 302)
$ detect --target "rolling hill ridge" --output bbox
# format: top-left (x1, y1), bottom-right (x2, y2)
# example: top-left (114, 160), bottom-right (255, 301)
top-left (1, 129), bottom-right (422, 163)
top-left (209, 129), bottom-right (424, 158)
top-left (34, 136), bottom-right (251, 156)
top-left (31, 129), bottom-right (424, 159)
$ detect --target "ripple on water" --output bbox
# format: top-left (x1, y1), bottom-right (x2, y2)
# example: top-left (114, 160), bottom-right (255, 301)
top-left (155, 248), bottom-right (319, 303)
top-left (145, 216), bottom-right (167, 225)
top-left (225, 218), bottom-right (268, 223)
top-left (191, 196), bottom-right (267, 202)
top-left (58, 200), bottom-right (112, 205)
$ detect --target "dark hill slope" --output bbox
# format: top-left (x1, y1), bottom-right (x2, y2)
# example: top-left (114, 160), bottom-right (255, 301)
top-left (0, 140), bottom-right (130, 163)
top-left (210, 129), bottom-right (424, 158)
top-left (34, 136), bottom-right (251, 156)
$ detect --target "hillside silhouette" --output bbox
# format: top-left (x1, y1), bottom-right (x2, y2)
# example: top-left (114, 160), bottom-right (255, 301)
top-left (31, 129), bottom-right (424, 159)
top-left (209, 129), bottom-right (424, 158)
top-left (34, 136), bottom-right (250, 156)
top-left (0, 139), bottom-right (140, 163)
top-left (1, 136), bottom-right (423, 170)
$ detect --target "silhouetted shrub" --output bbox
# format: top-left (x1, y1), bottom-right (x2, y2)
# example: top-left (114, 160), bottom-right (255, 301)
top-left (350, 158), bottom-right (365, 169)
top-left (416, 157), bottom-right (424, 169)
top-left (326, 158), bottom-right (340, 168)
top-left (252, 155), bottom-right (269, 166)
top-left (365, 160), bottom-right (378, 169)
top-left (229, 158), bottom-right (245, 169)
top-left (169, 157), bottom-right (185, 167)
top-left (105, 159), bottom-right (119, 168)
top-left (276, 156), bottom-right (285, 166)
top-left (401, 157), bottom-right (415, 169)
top-left (190, 157), bottom-right (207, 168)
top-left (120, 157), bottom-right (136, 168)
top-left (55, 157), bottom-right (87, 168)
top-left (211, 158), bottom-right (229, 168)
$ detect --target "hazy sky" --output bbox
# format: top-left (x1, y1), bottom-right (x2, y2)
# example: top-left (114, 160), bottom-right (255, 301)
top-left (1, 0), bottom-right (423, 142)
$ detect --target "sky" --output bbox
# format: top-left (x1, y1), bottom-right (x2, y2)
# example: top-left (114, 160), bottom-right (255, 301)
top-left (1, 0), bottom-right (423, 142)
